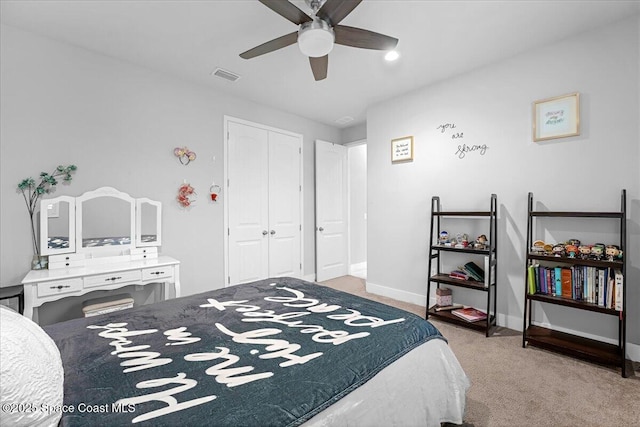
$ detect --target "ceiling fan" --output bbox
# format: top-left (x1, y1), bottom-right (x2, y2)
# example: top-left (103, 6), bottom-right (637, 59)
top-left (240, 0), bottom-right (399, 81)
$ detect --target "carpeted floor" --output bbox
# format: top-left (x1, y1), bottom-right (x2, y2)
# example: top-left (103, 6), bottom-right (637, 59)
top-left (320, 275), bottom-right (640, 427)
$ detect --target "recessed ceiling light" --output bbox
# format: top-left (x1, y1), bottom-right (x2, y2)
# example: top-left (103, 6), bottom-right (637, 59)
top-left (385, 50), bottom-right (399, 61)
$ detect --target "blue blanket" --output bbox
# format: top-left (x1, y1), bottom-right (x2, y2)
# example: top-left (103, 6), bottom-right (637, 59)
top-left (44, 277), bottom-right (445, 426)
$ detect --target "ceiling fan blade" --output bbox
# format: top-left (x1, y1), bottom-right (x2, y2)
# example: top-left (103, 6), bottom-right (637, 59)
top-left (316, 0), bottom-right (363, 26)
top-left (334, 25), bottom-right (398, 50)
top-left (259, 0), bottom-right (312, 25)
top-left (240, 32), bottom-right (298, 59)
top-left (309, 55), bottom-right (328, 81)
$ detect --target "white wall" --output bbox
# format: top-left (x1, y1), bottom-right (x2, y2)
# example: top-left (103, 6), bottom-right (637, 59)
top-left (366, 16), bottom-right (640, 356)
top-left (0, 24), bottom-right (341, 322)
top-left (348, 143), bottom-right (367, 267)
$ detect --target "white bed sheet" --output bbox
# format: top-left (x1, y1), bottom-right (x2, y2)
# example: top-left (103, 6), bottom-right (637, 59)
top-left (304, 339), bottom-right (470, 427)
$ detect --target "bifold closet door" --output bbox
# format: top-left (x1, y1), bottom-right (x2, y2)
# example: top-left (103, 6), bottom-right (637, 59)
top-left (227, 121), bottom-right (302, 285)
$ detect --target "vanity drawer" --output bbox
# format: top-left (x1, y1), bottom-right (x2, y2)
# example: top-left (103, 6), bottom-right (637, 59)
top-left (49, 253), bottom-right (86, 269)
top-left (130, 247), bottom-right (158, 260)
top-left (142, 266), bottom-right (174, 282)
top-left (85, 270), bottom-right (141, 288)
top-left (37, 278), bottom-right (83, 298)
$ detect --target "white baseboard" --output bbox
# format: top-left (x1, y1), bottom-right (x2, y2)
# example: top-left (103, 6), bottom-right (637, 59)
top-left (303, 273), bottom-right (316, 283)
top-left (366, 283), bottom-right (640, 363)
top-left (349, 262), bottom-right (367, 279)
top-left (365, 281), bottom-right (426, 307)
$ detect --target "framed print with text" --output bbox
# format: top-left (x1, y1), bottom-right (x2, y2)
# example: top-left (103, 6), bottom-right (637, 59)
top-left (391, 136), bottom-right (414, 163)
top-left (533, 92), bottom-right (580, 142)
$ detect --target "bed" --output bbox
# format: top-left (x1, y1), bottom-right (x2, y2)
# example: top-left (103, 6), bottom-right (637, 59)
top-left (0, 277), bottom-right (469, 427)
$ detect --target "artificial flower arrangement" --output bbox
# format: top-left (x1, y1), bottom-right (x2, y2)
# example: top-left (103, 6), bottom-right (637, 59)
top-left (17, 165), bottom-right (77, 260)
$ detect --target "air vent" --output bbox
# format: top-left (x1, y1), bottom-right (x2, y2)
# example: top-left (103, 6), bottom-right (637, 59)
top-left (335, 116), bottom-right (354, 125)
top-left (211, 67), bottom-right (241, 82)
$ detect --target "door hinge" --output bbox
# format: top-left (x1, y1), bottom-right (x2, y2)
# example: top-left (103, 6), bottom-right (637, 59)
top-left (299, 147), bottom-right (301, 154)
top-left (299, 185), bottom-right (302, 192)
top-left (299, 224), bottom-right (301, 231)
top-left (228, 276), bottom-right (231, 284)
top-left (227, 228), bottom-right (230, 236)
top-left (300, 263), bottom-right (302, 270)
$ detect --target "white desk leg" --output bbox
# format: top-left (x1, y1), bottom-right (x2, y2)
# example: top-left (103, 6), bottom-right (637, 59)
top-left (173, 264), bottom-right (181, 299)
top-left (22, 284), bottom-right (35, 321)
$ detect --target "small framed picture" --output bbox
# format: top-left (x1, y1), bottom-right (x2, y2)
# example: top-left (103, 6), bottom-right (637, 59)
top-left (391, 136), bottom-right (414, 163)
top-left (533, 92), bottom-right (580, 142)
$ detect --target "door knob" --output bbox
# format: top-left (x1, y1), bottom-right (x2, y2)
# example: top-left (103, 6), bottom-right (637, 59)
top-left (262, 230), bottom-right (268, 236)
top-left (318, 227), bottom-right (324, 232)
top-left (270, 230), bottom-right (276, 235)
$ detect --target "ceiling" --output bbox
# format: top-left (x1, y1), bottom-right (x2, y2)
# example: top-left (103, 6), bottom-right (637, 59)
top-left (1, 1), bottom-right (639, 129)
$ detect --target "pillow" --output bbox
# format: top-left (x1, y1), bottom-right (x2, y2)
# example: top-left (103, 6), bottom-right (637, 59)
top-left (0, 305), bottom-right (64, 427)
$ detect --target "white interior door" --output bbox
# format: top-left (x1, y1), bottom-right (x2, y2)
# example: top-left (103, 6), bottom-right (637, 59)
top-left (227, 121), bottom-right (269, 284)
top-left (226, 118), bottom-right (303, 285)
top-left (315, 140), bottom-right (348, 282)
top-left (268, 131), bottom-right (302, 277)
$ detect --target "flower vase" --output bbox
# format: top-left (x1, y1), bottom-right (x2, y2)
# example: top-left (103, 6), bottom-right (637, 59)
top-left (31, 255), bottom-right (48, 270)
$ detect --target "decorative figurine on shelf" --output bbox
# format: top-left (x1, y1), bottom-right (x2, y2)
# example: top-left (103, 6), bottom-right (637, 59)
top-left (590, 244), bottom-right (605, 260)
top-left (455, 233), bottom-right (469, 248)
top-left (439, 231), bottom-right (449, 245)
top-left (474, 234), bottom-right (488, 249)
top-left (552, 244), bottom-right (566, 257)
top-left (543, 244), bottom-right (554, 255)
top-left (567, 238), bottom-right (581, 247)
top-left (565, 244), bottom-right (578, 258)
top-left (605, 244), bottom-right (622, 261)
top-left (578, 245), bottom-right (591, 260)
top-left (531, 240), bottom-right (545, 254)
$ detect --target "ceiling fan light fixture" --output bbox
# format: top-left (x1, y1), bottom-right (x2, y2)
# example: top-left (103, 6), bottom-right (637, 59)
top-left (298, 19), bottom-right (335, 58)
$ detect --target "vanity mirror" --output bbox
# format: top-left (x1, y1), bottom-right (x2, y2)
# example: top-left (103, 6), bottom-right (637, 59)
top-left (76, 187), bottom-right (135, 253)
top-left (136, 198), bottom-right (162, 247)
top-left (39, 187), bottom-right (162, 258)
top-left (39, 196), bottom-right (75, 255)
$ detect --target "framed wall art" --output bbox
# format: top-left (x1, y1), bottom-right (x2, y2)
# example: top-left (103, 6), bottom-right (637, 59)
top-left (533, 92), bottom-right (580, 142)
top-left (391, 136), bottom-right (414, 163)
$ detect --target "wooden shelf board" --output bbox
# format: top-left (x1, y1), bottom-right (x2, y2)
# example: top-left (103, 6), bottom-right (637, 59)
top-left (431, 245), bottom-right (491, 255)
top-left (526, 293), bottom-right (620, 316)
top-left (428, 307), bottom-right (495, 333)
top-left (524, 325), bottom-right (622, 366)
top-left (430, 274), bottom-right (489, 291)
top-left (530, 211), bottom-right (623, 218)
top-left (527, 253), bottom-right (623, 268)
top-left (433, 211), bottom-right (491, 217)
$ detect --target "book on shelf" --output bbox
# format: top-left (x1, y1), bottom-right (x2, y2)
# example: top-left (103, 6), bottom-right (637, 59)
top-left (457, 262), bottom-right (484, 282)
top-left (451, 307), bottom-right (487, 322)
top-left (528, 264), bottom-right (622, 310)
top-left (614, 269), bottom-right (624, 311)
top-left (449, 270), bottom-right (470, 280)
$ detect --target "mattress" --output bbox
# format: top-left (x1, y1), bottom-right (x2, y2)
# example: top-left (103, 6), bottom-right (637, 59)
top-left (37, 277), bottom-right (468, 426)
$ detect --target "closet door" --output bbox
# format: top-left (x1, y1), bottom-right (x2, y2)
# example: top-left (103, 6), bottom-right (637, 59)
top-left (227, 121), bottom-right (269, 284)
top-left (227, 120), bottom-right (302, 285)
top-left (268, 131), bottom-right (302, 277)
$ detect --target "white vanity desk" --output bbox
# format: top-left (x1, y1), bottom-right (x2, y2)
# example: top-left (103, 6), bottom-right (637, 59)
top-left (21, 186), bottom-right (179, 323)
top-left (21, 256), bottom-right (180, 322)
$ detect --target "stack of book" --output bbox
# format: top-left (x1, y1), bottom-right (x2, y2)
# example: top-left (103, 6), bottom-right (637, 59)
top-left (455, 262), bottom-right (485, 282)
top-left (82, 293), bottom-right (134, 317)
top-left (451, 307), bottom-right (487, 322)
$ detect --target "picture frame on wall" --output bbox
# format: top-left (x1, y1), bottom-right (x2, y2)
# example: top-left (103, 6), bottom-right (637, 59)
top-left (533, 92), bottom-right (580, 142)
top-left (391, 136), bottom-right (414, 163)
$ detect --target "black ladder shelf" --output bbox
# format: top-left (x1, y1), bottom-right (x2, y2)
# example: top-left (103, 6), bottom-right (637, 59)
top-left (426, 194), bottom-right (498, 336)
top-left (522, 190), bottom-right (629, 377)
